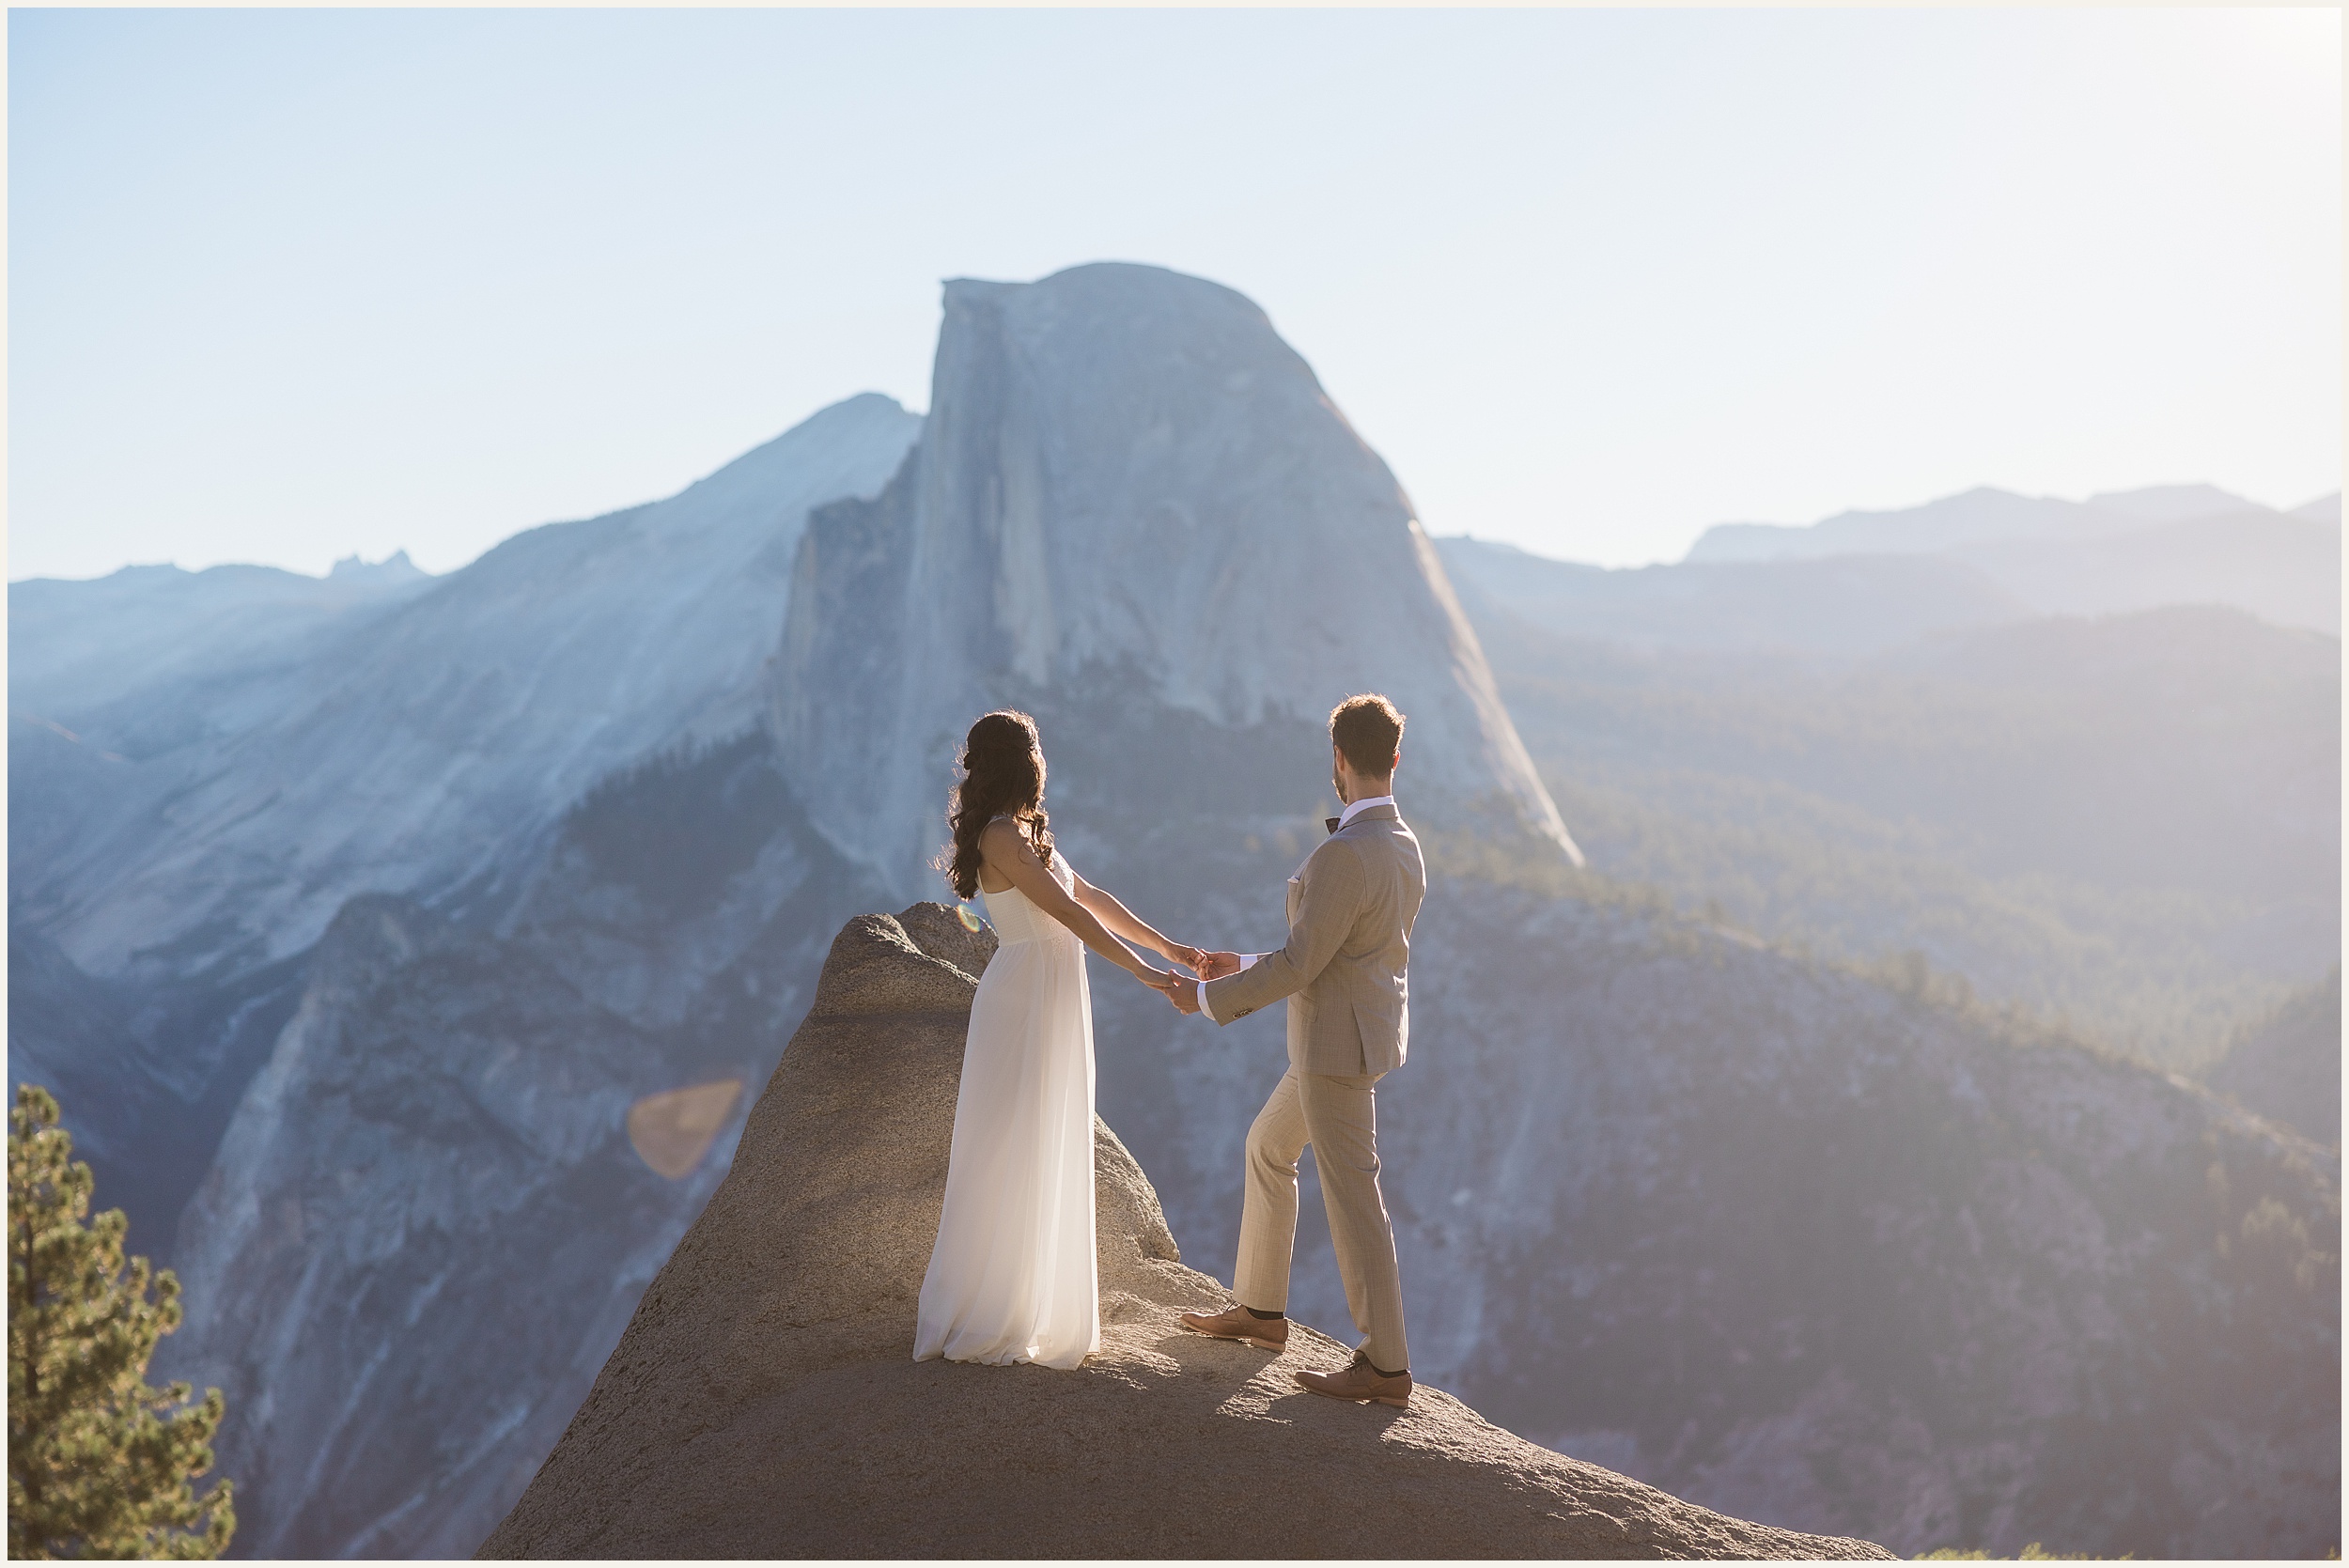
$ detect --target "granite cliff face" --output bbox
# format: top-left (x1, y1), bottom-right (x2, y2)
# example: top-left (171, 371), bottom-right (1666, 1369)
top-left (163, 893), bottom-right (699, 1559)
top-left (770, 263), bottom-right (1576, 900)
top-left (156, 735), bottom-right (887, 1557)
top-left (481, 908), bottom-right (1887, 1560)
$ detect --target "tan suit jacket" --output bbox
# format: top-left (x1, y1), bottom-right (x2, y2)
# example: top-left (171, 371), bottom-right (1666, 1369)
top-left (1202, 803), bottom-right (1424, 1077)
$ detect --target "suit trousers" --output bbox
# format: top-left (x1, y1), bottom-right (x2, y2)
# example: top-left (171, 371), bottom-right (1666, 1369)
top-left (1233, 1067), bottom-right (1409, 1373)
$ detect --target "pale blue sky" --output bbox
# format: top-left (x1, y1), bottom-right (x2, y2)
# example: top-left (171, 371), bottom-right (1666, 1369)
top-left (9, 7), bottom-right (2340, 581)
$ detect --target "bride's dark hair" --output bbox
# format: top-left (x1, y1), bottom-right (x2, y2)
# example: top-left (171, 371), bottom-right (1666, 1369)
top-left (941, 710), bottom-right (1054, 900)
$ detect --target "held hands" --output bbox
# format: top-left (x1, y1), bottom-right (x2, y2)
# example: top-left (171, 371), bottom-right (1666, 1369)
top-left (1159, 945), bottom-right (1242, 981)
top-left (1138, 944), bottom-right (1239, 1015)
top-left (1164, 944), bottom-right (1211, 976)
top-left (1137, 970), bottom-right (1201, 1014)
top-left (1134, 944), bottom-right (1204, 993)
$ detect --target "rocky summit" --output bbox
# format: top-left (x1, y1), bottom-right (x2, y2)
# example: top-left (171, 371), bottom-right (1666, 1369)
top-left (480, 908), bottom-right (1889, 1560)
top-left (769, 261), bottom-right (1578, 902)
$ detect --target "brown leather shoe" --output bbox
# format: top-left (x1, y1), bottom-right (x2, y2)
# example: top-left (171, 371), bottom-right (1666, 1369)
top-left (1178, 1304), bottom-right (1288, 1352)
top-left (1295, 1351), bottom-right (1411, 1408)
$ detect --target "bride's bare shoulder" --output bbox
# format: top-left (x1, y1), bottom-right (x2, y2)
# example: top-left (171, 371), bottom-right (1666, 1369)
top-left (977, 817), bottom-right (1033, 869)
top-left (975, 818), bottom-right (1026, 893)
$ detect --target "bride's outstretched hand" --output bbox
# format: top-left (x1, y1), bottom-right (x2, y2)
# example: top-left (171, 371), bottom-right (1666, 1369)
top-left (1136, 967), bottom-right (1181, 991)
top-left (1194, 951), bottom-right (1244, 981)
top-left (1166, 944), bottom-right (1209, 976)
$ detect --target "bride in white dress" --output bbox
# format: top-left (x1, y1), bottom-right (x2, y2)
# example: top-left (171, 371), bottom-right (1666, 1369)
top-left (914, 710), bottom-right (1206, 1369)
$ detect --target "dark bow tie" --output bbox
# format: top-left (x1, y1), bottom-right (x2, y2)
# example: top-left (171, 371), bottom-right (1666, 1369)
top-left (1325, 816), bottom-right (1341, 835)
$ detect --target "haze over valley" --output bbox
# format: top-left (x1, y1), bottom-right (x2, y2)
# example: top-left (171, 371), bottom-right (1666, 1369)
top-left (1439, 481), bottom-right (2339, 1069)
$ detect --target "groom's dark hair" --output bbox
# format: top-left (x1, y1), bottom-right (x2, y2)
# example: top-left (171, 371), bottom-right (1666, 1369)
top-left (1330, 693), bottom-right (1405, 778)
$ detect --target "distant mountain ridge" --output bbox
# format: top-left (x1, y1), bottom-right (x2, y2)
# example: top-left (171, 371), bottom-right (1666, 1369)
top-left (8, 553), bottom-right (434, 725)
top-left (1679, 482), bottom-right (2341, 635)
top-left (1441, 562), bottom-right (2338, 1066)
top-left (1436, 537), bottom-right (2027, 658)
top-left (1688, 481), bottom-right (2312, 560)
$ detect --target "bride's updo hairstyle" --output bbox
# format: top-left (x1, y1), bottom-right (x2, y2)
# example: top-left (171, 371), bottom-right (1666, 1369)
top-left (942, 710), bottom-right (1056, 900)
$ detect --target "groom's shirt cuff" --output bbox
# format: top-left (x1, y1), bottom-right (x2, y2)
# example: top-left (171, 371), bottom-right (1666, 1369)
top-left (1198, 953), bottom-right (1264, 1024)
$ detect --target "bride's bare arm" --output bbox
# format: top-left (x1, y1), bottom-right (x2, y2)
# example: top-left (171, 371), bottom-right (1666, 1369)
top-left (982, 822), bottom-right (1174, 986)
top-left (1071, 875), bottom-right (1204, 974)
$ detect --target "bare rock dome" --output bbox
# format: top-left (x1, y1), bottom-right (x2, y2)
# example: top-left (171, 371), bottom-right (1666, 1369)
top-left (768, 262), bottom-right (1579, 903)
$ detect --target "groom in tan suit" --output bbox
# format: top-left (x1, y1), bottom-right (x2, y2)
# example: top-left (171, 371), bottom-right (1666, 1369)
top-left (1159, 693), bottom-right (1424, 1409)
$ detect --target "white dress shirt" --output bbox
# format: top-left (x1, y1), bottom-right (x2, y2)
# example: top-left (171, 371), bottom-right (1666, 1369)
top-left (1199, 796), bottom-right (1394, 1024)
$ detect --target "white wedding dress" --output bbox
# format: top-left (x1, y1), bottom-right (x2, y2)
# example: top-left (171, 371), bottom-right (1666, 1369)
top-left (912, 839), bottom-right (1101, 1369)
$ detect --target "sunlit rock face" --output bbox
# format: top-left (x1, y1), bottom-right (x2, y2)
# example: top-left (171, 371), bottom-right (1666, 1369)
top-left (770, 262), bottom-right (1575, 902)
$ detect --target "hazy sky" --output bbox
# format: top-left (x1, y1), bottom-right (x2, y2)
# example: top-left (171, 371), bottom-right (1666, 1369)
top-left (9, 7), bottom-right (2340, 582)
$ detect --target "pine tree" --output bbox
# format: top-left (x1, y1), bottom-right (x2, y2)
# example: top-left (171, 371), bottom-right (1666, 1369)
top-left (8, 1085), bottom-right (234, 1560)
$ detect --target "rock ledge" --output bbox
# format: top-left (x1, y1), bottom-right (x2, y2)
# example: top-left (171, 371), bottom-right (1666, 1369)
top-left (479, 908), bottom-right (1891, 1560)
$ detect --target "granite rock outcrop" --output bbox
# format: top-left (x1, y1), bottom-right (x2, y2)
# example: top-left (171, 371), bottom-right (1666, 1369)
top-left (480, 908), bottom-right (1890, 1561)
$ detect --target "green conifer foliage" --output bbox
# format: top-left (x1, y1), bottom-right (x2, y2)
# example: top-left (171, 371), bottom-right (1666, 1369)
top-left (8, 1085), bottom-right (234, 1560)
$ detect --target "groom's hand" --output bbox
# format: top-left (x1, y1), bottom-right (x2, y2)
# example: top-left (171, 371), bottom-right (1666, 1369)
top-left (1195, 951), bottom-right (1244, 981)
top-left (1164, 977), bottom-right (1202, 1016)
